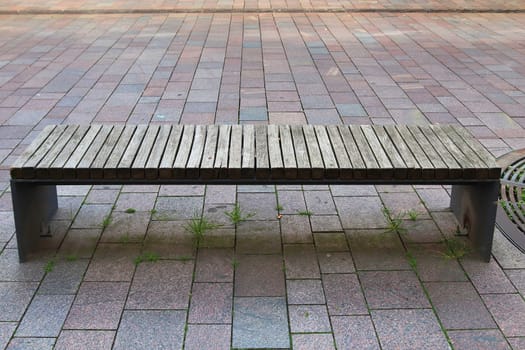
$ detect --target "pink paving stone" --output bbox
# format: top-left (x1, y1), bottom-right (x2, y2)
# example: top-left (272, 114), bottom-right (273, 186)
top-left (322, 273), bottom-right (368, 315)
top-left (55, 331), bottom-right (115, 350)
top-left (284, 244), bottom-right (320, 279)
top-left (448, 330), bottom-right (511, 350)
top-left (331, 315), bottom-right (380, 350)
top-left (188, 283), bottom-right (233, 323)
top-left (184, 325), bottom-right (231, 350)
top-left (292, 333), bottom-right (335, 350)
top-left (235, 254), bottom-right (285, 297)
top-left (482, 294), bottom-right (525, 337)
top-left (460, 257), bottom-right (516, 294)
top-left (195, 248), bottom-right (234, 282)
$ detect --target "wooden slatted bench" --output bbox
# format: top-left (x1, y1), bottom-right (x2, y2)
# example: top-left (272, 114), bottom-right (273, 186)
top-left (10, 124), bottom-right (501, 262)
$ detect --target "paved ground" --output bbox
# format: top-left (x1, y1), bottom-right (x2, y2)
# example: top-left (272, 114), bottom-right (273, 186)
top-left (0, 5), bottom-right (525, 350)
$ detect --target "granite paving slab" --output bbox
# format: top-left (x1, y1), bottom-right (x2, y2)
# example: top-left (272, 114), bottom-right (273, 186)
top-left (184, 324), bottom-right (231, 350)
top-left (331, 315), bottom-right (380, 350)
top-left (16, 294), bottom-right (74, 337)
top-left (54, 330), bottom-right (115, 350)
top-left (448, 329), bottom-right (511, 350)
top-left (0, 282), bottom-right (39, 321)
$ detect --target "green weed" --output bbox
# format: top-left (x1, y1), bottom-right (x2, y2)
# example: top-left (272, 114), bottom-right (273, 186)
top-left (225, 203), bottom-right (255, 225)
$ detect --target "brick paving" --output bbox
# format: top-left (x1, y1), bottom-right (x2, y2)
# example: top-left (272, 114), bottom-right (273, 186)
top-left (0, 3), bottom-right (525, 350)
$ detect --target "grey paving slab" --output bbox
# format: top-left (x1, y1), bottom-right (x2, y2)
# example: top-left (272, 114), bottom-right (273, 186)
top-left (335, 197), bottom-right (386, 229)
top-left (416, 187), bottom-right (451, 212)
top-left (127, 260), bottom-right (193, 309)
top-left (236, 220), bottom-right (281, 254)
top-left (203, 203), bottom-right (236, 228)
top-left (198, 227), bottom-right (235, 248)
top-left (153, 196), bottom-right (204, 221)
top-left (6, 337), bottom-right (55, 350)
top-left (57, 185), bottom-right (91, 196)
top-left (331, 185), bottom-right (377, 197)
top-left (287, 279), bottom-right (325, 304)
top-left (0, 322), bottom-right (17, 350)
top-left (506, 269), bottom-right (525, 295)
top-left (304, 190), bottom-right (337, 215)
top-left (100, 211), bottom-right (150, 242)
top-left (360, 270), bottom-right (430, 309)
top-left (284, 244), bottom-right (320, 279)
top-left (492, 230), bottom-right (525, 269)
top-left (121, 185), bottom-right (159, 193)
top-left (380, 192), bottom-right (430, 219)
top-left (0, 282), bottom-right (38, 321)
top-left (160, 185), bottom-right (204, 196)
top-left (332, 315), bottom-right (380, 350)
top-left (0, 212), bottom-right (15, 242)
top-left (347, 230), bottom-right (410, 271)
top-left (113, 310), bottom-right (185, 350)
top-left (85, 189), bottom-right (120, 204)
top-left (289, 304), bottom-right (331, 333)
top-left (482, 294), bottom-right (525, 337)
top-left (372, 309), bottom-right (450, 350)
top-left (184, 324), bottom-right (231, 350)
top-left (461, 257), bottom-right (516, 294)
top-left (204, 185), bottom-right (236, 204)
top-left (425, 282), bottom-right (496, 330)
top-left (318, 252), bottom-right (355, 273)
top-left (16, 294), bottom-right (74, 337)
top-left (235, 254), bottom-right (285, 296)
top-left (115, 192), bottom-right (157, 213)
top-left (84, 243), bottom-right (141, 282)
top-left (57, 228), bottom-right (101, 258)
top-left (403, 219), bottom-right (444, 243)
top-left (277, 190), bottom-right (307, 214)
top-left (407, 243), bottom-right (468, 282)
top-left (54, 196), bottom-right (83, 220)
top-left (55, 330), bottom-right (115, 350)
top-left (195, 248), bottom-right (233, 282)
top-left (314, 232), bottom-right (348, 252)
top-left (64, 281), bottom-right (129, 330)
top-left (448, 330), bottom-right (511, 350)
top-left (323, 273), bottom-right (368, 315)
top-left (281, 215), bottom-right (313, 244)
top-left (0, 248), bottom-right (45, 282)
top-left (237, 192), bottom-right (277, 221)
top-left (292, 333), bottom-right (335, 350)
top-left (145, 220), bottom-right (191, 244)
top-left (232, 297), bottom-right (289, 349)
top-left (508, 337), bottom-right (525, 349)
top-left (310, 215), bottom-right (343, 233)
top-left (71, 204), bottom-right (113, 229)
top-left (189, 282), bottom-right (232, 323)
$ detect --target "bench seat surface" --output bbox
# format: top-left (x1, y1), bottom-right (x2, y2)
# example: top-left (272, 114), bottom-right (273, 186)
top-left (10, 124), bottom-right (500, 182)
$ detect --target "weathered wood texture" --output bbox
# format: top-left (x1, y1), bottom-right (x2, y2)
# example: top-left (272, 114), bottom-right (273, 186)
top-left (10, 124), bottom-right (500, 182)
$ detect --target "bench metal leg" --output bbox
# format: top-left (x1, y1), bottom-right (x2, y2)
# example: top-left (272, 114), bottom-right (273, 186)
top-left (450, 182), bottom-right (499, 262)
top-left (10, 181), bottom-right (58, 262)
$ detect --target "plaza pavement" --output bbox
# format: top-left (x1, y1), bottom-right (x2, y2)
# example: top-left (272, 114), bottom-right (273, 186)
top-left (0, 3), bottom-right (525, 350)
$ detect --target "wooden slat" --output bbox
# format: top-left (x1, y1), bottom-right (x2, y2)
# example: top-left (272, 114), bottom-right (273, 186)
top-left (20, 125), bottom-right (67, 178)
top-left (103, 126), bottom-right (136, 179)
top-left (241, 125), bottom-right (255, 178)
top-left (117, 125), bottom-right (148, 179)
top-left (406, 126), bottom-right (448, 179)
top-left (395, 125), bottom-right (435, 179)
top-left (419, 126), bottom-right (463, 179)
top-left (303, 125), bottom-right (323, 179)
top-left (201, 125), bottom-right (219, 179)
top-left (383, 125), bottom-right (421, 179)
top-left (255, 125), bottom-right (270, 179)
top-left (145, 125), bottom-right (171, 179)
top-left (372, 125), bottom-right (408, 179)
top-left (315, 126), bottom-right (339, 178)
top-left (290, 125), bottom-right (311, 179)
top-left (268, 125), bottom-right (284, 179)
top-left (76, 125), bottom-right (113, 179)
top-left (215, 125), bottom-right (231, 178)
top-left (159, 125), bottom-right (183, 179)
top-left (338, 125), bottom-right (367, 179)
top-left (279, 125), bottom-right (298, 179)
top-left (48, 125), bottom-right (90, 179)
top-left (173, 125), bottom-right (195, 178)
top-left (326, 125), bottom-right (352, 179)
top-left (442, 125), bottom-right (489, 179)
top-left (186, 125), bottom-right (207, 178)
top-left (229, 125), bottom-right (243, 178)
top-left (131, 125), bottom-right (161, 179)
top-left (61, 125), bottom-right (103, 178)
top-left (91, 125), bottom-right (125, 179)
top-left (348, 125), bottom-right (380, 179)
top-left (11, 125), bottom-right (57, 178)
top-left (35, 125), bottom-right (79, 178)
top-left (451, 126), bottom-right (501, 179)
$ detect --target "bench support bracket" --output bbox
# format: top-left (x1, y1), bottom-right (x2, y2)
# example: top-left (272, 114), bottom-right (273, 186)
top-left (450, 182), bottom-right (499, 262)
top-left (11, 181), bottom-right (58, 262)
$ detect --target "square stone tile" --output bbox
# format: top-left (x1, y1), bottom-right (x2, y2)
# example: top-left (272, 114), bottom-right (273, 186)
top-left (55, 330), bottom-right (115, 350)
top-left (203, 203), bottom-right (236, 228)
top-left (84, 243), bottom-right (141, 282)
top-left (16, 294), bottom-right (74, 337)
top-left (335, 197), bottom-right (386, 229)
top-left (332, 315), bottom-right (380, 350)
top-left (284, 244), bottom-right (320, 279)
top-left (153, 196), bottom-right (203, 221)
top-left (184, 325), bottom-right (231, 350)
top-left (372, 309), bottom-right (450, 350)
top-left (72, 204), bottom-right (112, 229)
top-left (347, 230), bottom-right (410, 270)
top-left (0, 212), bottom-right (15, 242)
top-left (121, 185), bottom-right (158, 193)
top-left (127, 260), bottom-right (193, 309)
top-left (195, 248), bottom-right (233, 282)
top-left (482, 293), bottom-right (525, 337)
top-left (6, 337), bottom-right (55, 349)
top-left (318, 252), bottom-right (355, 273)
top-left (506, 269), bottom-right (525, 295)
top-left (493, 230), bottom-right (525, 269)
top-left (448, 330), bottom-right (510, 350)
top-left (100, 211), bottom-right (150, 243)
top-left (292, 333), bottom-right (335, 350)
top-left (145, 220), bottom-right (191, 244)
top-left (425, 282), bottom-right (496, 330)
top-left (310, 215), bottom-right (343, 232)
top-left (281, 215), bottom-right (313, 244)
top-left (232, 297), bottom-right (289, 349)
top-left (314, 232), bottom-right (348, 252)
top-left (287, 279), bottom-right (325, 304)
top-left (416, 187), bottom-right (450, 212)
top-left (0, 282), bottom-right (38, 321)
top-left (403, 219), bottom-right (444, 243)
top-left (431, 211), bottom-right (460, 238)
top-left (235, 254), bottom-right (285, 296)
top-left (205, 185), bottom-right (236, 204)
top-left (159, 185), bottom-right (204, 196)
top-left (461, 257), bottom-right (516, 293)
top-left (189, 283), bottom-right (232, 323)
top-left (113, 310), bottom-right (185, 350)
top-left (360, 270), bottom-right (430, 309)
top-left (304, 191), bottom-right (337, 215)
top-left (64, 282), bottom-right (129, 330)
top-left (198, 227), bottom-right (235, 248)
top-left (508, 337), bottom-right (525, 349)
top-left (85, 189), bottom-right (120, 204)
top-left (236, 220), bottom-right (281, 254)
top-left (0, 248), bottom-right (45, 281)
top-left (277, 190), bottom-right (307, 214)
top-left (331, 185), bottom-right (377, 197)
top-left (322, 274), bottom-right (368, 315)
top-left (380, 192), bottom-right (430, 219)
top-left (0, 323), bottom-right (16, 350)
top-left (237, 192), bottom-right (277, 220)
top-left (407, 244), bottom-right (467, 282)
top-left (289, 305), bottom-right (331, 333)
top-left (57, 185), bottom-right (91, 196)
top-left (58, 228), bottom-right (101, 258)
